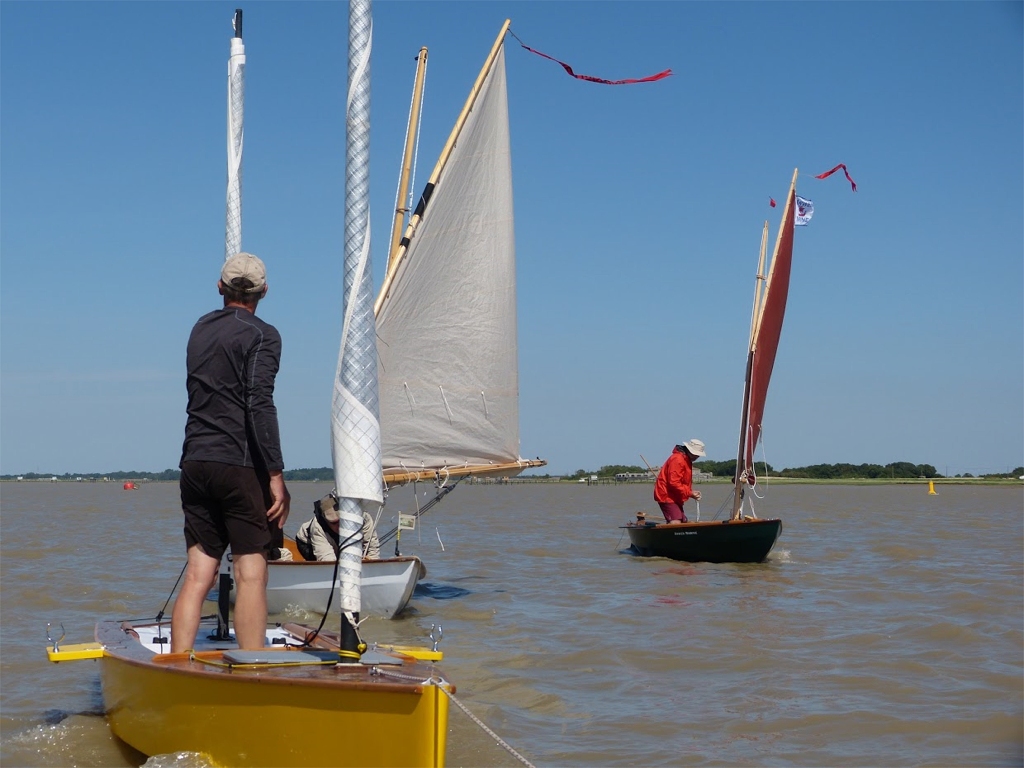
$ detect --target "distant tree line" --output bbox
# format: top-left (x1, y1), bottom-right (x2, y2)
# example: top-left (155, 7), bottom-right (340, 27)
top-left (0, 467), bottom-right (333, 482)
top-left (4, 463), bottom-right (1021, 483)
top-left (559, 461), bottom-right (1024, 481)
top-left (4, 469), bottom-right (182, 482)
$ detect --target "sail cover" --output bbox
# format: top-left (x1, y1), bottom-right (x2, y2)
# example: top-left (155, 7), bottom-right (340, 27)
top-left (376, 45), bottom-right (520, 474)
top-left (746, 185), bottom-right (795, 471)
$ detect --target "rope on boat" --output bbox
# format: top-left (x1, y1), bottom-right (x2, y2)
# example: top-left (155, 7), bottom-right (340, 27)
top-left (377, 669), bottom-right (536, 768)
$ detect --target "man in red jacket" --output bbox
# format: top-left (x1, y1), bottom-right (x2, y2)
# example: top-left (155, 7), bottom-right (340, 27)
top-left (653, 439), bottom-right (705, 523)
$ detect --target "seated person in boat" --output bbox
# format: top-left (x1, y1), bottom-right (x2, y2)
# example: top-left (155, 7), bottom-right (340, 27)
top-left (295, 492), bottom-right (381, 561)
top-left (653, 439), bottom-right (704, 523)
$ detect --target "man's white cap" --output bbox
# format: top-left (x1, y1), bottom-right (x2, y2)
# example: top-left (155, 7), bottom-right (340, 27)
top-left (221, 252), bottom-right (266, 293)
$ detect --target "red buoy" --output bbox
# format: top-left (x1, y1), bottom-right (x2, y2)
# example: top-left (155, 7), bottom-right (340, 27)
top-left (123, 481), bottom-right (136, 490)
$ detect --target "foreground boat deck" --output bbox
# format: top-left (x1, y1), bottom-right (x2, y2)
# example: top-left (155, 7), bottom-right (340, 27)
top-left (94, 619), bottom-right (452, 767)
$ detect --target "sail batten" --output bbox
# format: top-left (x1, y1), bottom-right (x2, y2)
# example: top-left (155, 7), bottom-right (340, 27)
top-left (377, 40), bottom-right (527, 477)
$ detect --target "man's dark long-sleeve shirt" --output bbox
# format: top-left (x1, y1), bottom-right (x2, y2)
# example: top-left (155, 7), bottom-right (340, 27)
top-left (181, 307), bottom-right (284, 472)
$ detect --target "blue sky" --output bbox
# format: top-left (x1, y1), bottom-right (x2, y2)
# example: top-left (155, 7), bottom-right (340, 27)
top-left (2, 1), bottom-right (1021, 477)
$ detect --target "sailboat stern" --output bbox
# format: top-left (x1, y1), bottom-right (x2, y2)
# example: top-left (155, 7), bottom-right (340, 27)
top-left (96, 620), bottom-right (450, 767)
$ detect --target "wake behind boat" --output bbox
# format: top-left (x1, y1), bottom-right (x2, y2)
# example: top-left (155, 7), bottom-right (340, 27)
top-left (624, 169), bottom-right (800, 563)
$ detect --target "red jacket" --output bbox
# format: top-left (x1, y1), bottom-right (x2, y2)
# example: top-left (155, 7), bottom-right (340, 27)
top-left (654, 447), bottom-right (694, 504)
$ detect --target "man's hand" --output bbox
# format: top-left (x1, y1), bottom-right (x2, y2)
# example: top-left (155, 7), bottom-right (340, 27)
top-left (267, 471), bottom-right (291, 529)
top-left (692, 490), bottom-right (702, 501)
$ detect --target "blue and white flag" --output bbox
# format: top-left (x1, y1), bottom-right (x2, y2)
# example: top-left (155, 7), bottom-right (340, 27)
top-left (795, 195), bottom-right (814, 226)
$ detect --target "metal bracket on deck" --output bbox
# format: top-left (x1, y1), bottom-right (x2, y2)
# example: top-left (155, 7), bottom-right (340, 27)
top-left (46, 623), bottom-right (65, 653)
top-left (430, 623), bottom-right (443, 652)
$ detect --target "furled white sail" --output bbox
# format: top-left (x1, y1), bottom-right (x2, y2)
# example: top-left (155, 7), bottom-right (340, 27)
top-left (331, 0), bottom-right (380, 617)
top-left (224, 10), bottom-right (244, 260)
top-left (376, 44), bottom-right (520, 475)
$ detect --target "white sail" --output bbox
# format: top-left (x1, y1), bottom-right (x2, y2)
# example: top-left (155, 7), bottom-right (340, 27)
top-left (376, 44), bottom-right (520, 475)
top-left (224, 10), bottom-right (244, 260)
top-left (331, 0), bottom-right (380, 617)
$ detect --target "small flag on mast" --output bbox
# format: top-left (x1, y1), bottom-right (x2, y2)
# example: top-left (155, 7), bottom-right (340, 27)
top-left (795, 195), bottom-right (814, 226)
top-left (769, 197), bottom-right (777, 208)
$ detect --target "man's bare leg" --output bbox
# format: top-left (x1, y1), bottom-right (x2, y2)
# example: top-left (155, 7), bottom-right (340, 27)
top-left (233, 552), bottom-right (269, 650)
top-left (171, 544), bottom-right (219, 653)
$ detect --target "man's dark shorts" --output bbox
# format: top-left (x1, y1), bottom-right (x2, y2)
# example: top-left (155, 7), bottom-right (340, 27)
top-left (180, 460), bottom-right (272, 561)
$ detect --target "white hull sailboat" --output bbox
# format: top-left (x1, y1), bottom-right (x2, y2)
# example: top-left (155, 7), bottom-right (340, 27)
top-left (46, 7), bottom-right (453, 765)
top-left (625, 170), bottom-right (799, 562)
top-left (261, 548), bottom-right (425, 618)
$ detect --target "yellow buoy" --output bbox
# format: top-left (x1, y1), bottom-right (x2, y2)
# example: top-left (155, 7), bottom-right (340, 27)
top-left (928, 480), bottom-right (937, 495)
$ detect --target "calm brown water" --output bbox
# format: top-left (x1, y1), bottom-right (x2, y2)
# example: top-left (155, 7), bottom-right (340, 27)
top-left (1, 481), bottom-right (1021, 767)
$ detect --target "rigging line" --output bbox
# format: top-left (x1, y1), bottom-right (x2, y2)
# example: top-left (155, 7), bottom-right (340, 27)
top-left (376, 667), bottom-right (535, 767)
top-left (377, 476), bottom-right (463, 545)
top-left (710, 491), bottom-right (732, 521)
top-left (155, 562), bottom-right (188, 622)
top-left (751, 430), bottom-right (769, 500)
top-left (440, 684), bottom-right (536, 768)
top-left (301, 527), bottom-right (363, 647)
top-left (614, 528), bottom-right (627, 551)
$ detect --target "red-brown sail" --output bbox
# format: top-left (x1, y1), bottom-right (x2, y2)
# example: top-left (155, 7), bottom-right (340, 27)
top-left (745, 178), bottom-right (797, 475)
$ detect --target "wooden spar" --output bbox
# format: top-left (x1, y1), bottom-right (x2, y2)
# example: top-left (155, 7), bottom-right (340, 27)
top-left (383, 458), bottom-right (546, 486)
top-left (386, 47), bottom-right (429, 274)
top-left (374, 19), bottom-right (512, 316)
top-left (748, 221), bottom-right (769, 351)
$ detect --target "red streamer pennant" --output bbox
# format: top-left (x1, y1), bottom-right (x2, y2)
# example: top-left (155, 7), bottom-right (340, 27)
top-left (769, 197), bottom-right (777, 208)
top-left (815, 163), bottom-right (857, 192)
top-left (509, 30), bottom-right (672, 85)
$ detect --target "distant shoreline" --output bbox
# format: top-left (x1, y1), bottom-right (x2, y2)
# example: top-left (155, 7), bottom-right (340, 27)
top-left (2, 476), bottom-right (1020, 487)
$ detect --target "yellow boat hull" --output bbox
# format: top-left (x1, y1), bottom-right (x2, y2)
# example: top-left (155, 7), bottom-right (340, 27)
top-left (96, 621), bottom-right (449, 767)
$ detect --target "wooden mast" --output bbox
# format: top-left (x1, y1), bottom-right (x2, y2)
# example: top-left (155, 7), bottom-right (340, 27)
top-left (749, 221), bottom-right (770, 348)
top-left (374, 19), bottom-right (512, 316)
top-left (386, 47), bottom-right (428, 275)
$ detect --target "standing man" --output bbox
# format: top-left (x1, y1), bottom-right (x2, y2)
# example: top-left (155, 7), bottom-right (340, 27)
top-left (654, 439), bottom-right (705, 523)
top-left (171, 252), bottom-right (291, 652)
